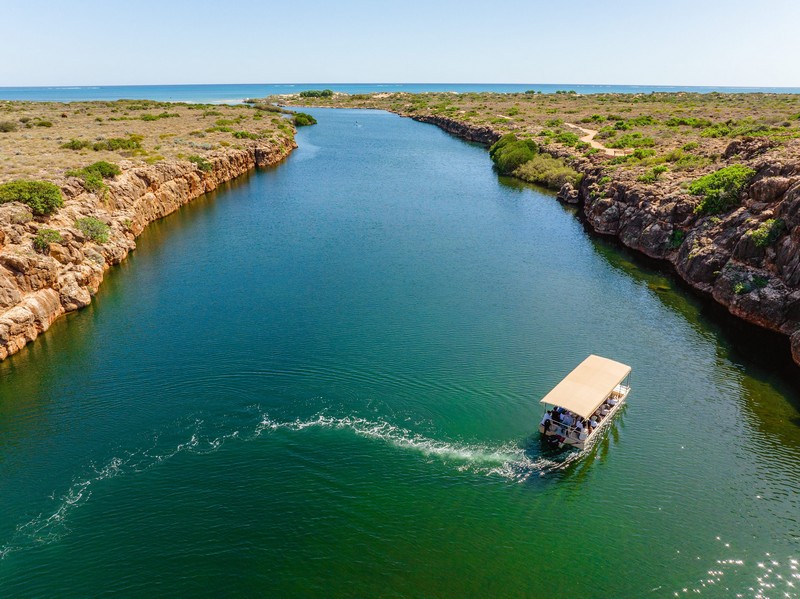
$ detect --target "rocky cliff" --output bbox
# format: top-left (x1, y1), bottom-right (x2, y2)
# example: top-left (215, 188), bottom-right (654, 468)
top-left (402, 115), bottom-right (800, 369)
top-left (0, 139), bottom-right (295, 360)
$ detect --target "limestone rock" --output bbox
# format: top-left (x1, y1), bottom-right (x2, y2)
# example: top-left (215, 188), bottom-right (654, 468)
top-left (557, 182), bottom-right (580, 204)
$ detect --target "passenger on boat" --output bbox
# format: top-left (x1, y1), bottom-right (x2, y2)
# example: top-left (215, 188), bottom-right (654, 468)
top-left (607, 396), bottom-right (619, 406)
top-left (599, 404), bottom-right (610, 417)
top-left (540, 411), bottom-right (552, 431)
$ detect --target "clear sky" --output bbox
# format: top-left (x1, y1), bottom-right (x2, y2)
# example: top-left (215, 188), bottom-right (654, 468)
top-left (3, 0), bottom-right (799, 87)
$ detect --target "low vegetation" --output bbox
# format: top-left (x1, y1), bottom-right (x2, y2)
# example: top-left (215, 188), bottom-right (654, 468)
top-left (65, 161), bottom-right (121, 192)
top-left (689, 165), bottom-right (756, 215)
top-left (746, 218), bottom-right (785, 247)
top-left (299, 89), bottom-right (333, 98)
top-left (489, 134), bottom-right (538, 174)
top-left (489, 134), bottom-right (581, 190)
top-left (33, 228), bottom-right (62, 253)
top-left (188, 155), bottom-right (213, 172)
top-left (293, 112), bottom-right (317, 127)
top-left (61, 135), bottom-right (143, 152)
top-left (75, 216), bottom-right (110, 243)
top-left (0, 99), bottom-right (295, 183)
top-left (0, 180), bottom-right (64, 215)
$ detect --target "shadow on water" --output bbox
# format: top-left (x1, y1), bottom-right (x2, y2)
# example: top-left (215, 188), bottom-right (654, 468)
top-left (500, 172), bottom-right (800, 401)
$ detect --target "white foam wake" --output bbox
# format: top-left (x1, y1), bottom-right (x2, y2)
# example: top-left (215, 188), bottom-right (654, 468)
top-left (254, 413), bottom-right (582, 479)
top-left (1, 411), bottom-right (581, 560)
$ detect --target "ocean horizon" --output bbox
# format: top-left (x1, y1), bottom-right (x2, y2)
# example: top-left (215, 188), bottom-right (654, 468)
top-left (3, 82), bottom-right (800, 103)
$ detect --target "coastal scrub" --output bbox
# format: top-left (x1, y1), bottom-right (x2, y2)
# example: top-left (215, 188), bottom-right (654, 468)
top-left (66, 161), bottom-right (121, 192)
top-left (689, 165), bottom-right (756, 215)
top-left (0, 180), bottom-right (64, 215)
top-left (75, 216), bottom-right (110, 243)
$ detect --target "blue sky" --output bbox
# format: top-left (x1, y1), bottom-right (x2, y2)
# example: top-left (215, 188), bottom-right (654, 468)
top-left (3, 0), bottom-right (799, 87)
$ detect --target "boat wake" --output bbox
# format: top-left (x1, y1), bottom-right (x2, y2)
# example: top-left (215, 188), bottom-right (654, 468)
top-left (255, 412), bottom-right (584, 479)
top-left (0, 409), bottom-right (583, 560)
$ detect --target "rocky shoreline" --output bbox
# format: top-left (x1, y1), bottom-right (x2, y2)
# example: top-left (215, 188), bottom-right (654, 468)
top-left (401, 114), bottom-right (800, 370)
top-left (0, 138), bottom-right (295, 361)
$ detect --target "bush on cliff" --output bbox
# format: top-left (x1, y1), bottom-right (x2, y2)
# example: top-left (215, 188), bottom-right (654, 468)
top-left (188, 155), bottom-right (213, 172)
top-left (0, 180), bottom-right (64, 215)
top-left (489, 134), bottom-right (538, 174)
top-left (66, 161), bottom-right (121, 192)
top-left (33, 228), bottom-right (62, 253)
top-left (690, 165), bottom-right (756, 215)
top-left (76, 216), bottom-right (110, 243)
top-left (293, 112), bottom-right (317, 127)
top-left (746, 218), bottom-right (785, 248)
top-left (514, 154), bottom-right (583, 190)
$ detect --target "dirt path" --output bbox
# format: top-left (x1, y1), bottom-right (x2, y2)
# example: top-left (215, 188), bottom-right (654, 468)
top-left (564, 123), bottom-right (629, 156)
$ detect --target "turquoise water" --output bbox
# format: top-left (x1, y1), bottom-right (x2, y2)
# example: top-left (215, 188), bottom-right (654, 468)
top-left (1, 108), bottom-right (799, 597)
top-left (2, 83), bottom-right (800, 103)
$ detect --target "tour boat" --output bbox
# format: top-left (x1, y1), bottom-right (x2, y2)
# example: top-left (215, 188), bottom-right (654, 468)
top-left (538, 355), bottom-right (631, 450)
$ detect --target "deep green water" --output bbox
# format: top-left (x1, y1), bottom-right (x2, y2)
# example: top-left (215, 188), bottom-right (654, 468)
top-left (1, 108), bottom-right (799, 597)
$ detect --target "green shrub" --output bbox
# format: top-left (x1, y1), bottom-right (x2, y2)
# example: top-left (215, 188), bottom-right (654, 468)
top-left (232, 130), bottom-right (259, 140)
top-left (489, 134), bottom-right (538, 174)
top-left (0, 121), bottom-right (18, 132)
top-left (140, 112), bottom-right (179, 121)
top-left (689, 165), bottom-right (755, 215)
top-left (544, 118), bottom-right (563, 127)
top-left (628, 115), bottom-right (658, 126)
top-left (682, 142), bottom-right (699, 151)
top-left (94, 135), bottom-right (143, 151)
top-left (631, 148), bottom-right (657, 160)
top-left (0, 180), bottom-right (64, 215)
top-left (35, 120), bottom-right (53, 127)
top-left (66, 161), bottom-right (121, 192)
top-left (700, 124), bottom-right (731, 138)
top-left (753, 275), bottom-right (769, 288)
top-left (33, 228), bottom-right (62, 253)
top-left (733, 281), bottom-right (750, 295)
top-left (746, 218), bottom-right (785, 247)
top-left (514, 154), bottom-right (583, 190)
top-left (293, 112), bottom-right (317, 127)
top-left (75, 216), bottom-right (110, 243)
top-left (553, 131), bottom-right (580, 146)
top-left (64, 135), bottom-right (142, 152)
top-left (666, 117), bottom-right (712, 128)
top-left (637, 165), bottom-right (668, 184)
top-left (669, 230), bottom-right (685, 248)
top-left (188, 155), bottom-right (213, 172)
top-left (580, 114), bottom-right (605, 123)
top-left (61, 139), bottom-right (92, 150)
top-left (299, 89), bottom-right (333, 98)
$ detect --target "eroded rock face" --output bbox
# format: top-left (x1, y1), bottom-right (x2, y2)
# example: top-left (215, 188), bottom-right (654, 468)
top-left (0, 139), bottom-right (295, 360)
top-left (579, 167), bottom-right (800, 364)
top-left (409, 114), bottom-right (800, 369)
top-left (410, 115), bottom-right (501, 145)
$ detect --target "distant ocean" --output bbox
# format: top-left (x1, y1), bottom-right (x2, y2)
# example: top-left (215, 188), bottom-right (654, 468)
top-left (2, 83), bottom-right (800, 103)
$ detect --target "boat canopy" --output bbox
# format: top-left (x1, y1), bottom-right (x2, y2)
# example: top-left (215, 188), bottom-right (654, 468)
top-left (539, 355), bottom-right (631, 420)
